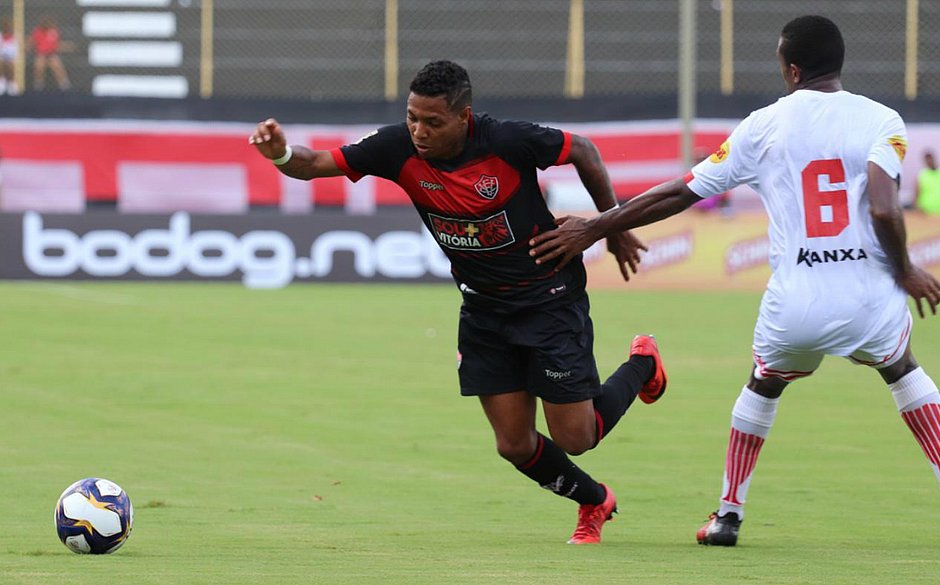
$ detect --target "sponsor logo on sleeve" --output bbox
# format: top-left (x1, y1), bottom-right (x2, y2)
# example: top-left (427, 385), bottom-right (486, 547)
top-left (709, 140), bottom-right (731, 163)
top-left (888, 135), bottom-right (907, 162)
top-left (473, 174), bottom-right (500, 199)
top-left (427, 211), bottom-right (515, 251)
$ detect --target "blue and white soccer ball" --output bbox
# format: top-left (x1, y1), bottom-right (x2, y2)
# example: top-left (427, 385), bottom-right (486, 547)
top-left (54, 478), bottom-right (134, 554)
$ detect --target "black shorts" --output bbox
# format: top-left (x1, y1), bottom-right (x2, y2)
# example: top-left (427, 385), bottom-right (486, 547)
top-left (457, 294), bottom-right (601, 404)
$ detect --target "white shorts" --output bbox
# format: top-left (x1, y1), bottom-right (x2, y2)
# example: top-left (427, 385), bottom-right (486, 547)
top-left (752, 305), bottom-right (913, 381)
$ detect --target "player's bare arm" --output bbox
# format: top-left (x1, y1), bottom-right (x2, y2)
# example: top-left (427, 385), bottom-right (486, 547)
top-left (248, 118), bottom-right (344, 180)
top-left (530, 177), bottom-right (699, 270)
top-left (867, 162), bottom-right (940, 317)
top-left (565, 134), bottom-right (647, 280)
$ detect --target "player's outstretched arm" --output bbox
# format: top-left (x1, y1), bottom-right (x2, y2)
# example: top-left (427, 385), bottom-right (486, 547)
top-left (529, 177), bottom-right (699, 270)
top-left (565, 134), bottom-right (647, 280)
top-left (868, 162), bottom-right (940, 317)
top-left (248, 118), bottom-right (344, 180)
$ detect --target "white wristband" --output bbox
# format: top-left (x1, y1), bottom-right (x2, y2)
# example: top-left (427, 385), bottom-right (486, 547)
top-left (272, 145), bottom-right (293, 166)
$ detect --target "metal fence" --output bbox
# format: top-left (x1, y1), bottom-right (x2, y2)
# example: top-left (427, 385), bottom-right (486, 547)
top-left (0, 0), bottom-right (937, 101)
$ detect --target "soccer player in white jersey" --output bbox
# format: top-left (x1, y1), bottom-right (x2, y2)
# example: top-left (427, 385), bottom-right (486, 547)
top-left (528, 15), bottom-right (940, 546)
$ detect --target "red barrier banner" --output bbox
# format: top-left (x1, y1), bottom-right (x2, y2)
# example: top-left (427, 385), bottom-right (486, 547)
top-left (0, 119), bottom-right (736, 212)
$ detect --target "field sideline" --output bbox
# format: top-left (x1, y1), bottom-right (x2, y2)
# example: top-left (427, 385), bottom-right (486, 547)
top-left (1, 282), bottom-right (938, 585)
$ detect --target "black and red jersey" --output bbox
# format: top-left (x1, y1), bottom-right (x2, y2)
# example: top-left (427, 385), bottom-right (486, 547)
top-left (331, 113), bottom-right (586, 311)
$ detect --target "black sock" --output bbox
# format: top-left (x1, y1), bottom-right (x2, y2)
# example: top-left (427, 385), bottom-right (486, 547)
top-left (592, 355), bottom-right (654, 444)
top-left (515, 434), bottom-right (606, 505)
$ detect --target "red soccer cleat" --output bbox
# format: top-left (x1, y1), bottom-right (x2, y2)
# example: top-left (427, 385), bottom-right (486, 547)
top-left (630, 335), bottom-right (668, 404)
top-left (567, 484), bottom-right (618, 544)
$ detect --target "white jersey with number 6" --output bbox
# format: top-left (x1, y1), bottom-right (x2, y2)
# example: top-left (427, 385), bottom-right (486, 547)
top-left (687, 89), bottom-right (909, 358)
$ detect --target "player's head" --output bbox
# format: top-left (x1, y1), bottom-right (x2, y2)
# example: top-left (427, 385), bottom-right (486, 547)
top-left (926, 151), bottom-right (937, 170)
top-left (406, 60), bottom-right (473, 160)
top-left (777, 15), bottom-right (844, 93)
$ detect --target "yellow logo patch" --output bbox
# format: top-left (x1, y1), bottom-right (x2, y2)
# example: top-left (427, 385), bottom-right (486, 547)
top-left (888, 135), bottom-right (907, 162)
top-left (709, 140), bottom-right (731, 163)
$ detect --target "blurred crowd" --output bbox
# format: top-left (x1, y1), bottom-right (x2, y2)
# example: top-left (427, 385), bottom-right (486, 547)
top-left (0, 13), bottom-right (72, 96)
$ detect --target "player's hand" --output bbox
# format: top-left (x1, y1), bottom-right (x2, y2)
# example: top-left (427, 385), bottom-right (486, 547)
top-left (898, 266), bottom-right (940, 318)
top-left (529, 216), bottom-right (599, 272)
top-left (606, 230), bottom-right (647, 282)
top-left (248, 118), bottom-right (288, 161)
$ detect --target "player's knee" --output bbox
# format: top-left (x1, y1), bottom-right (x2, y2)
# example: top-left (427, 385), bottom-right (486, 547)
top-left (550, 430), bottom-right (594, 456)
top-left (879, 354), bottom-right (920, 384)
top-left (496, 436), bottom-right (538, 466)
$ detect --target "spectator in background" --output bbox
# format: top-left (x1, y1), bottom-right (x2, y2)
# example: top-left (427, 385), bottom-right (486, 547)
top-left (1, 17), bottom-right (18, 95)
top-left (916, 150), bottom-right (940, 215)
top-left (30, 15), bottom-right (70, 92)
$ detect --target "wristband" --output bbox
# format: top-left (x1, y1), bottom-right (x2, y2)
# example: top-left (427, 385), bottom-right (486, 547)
top-left (272, 145), bottom-right (293, 166)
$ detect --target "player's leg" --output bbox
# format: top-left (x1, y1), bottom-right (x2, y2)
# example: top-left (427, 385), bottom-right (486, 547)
top-left (461, 321), bottom-right (603, 508)
top-left (481, 392), bottom-right (601, 502)
top-left (458, 302), bottom-right (610, 543)
top-left (517, 294), bottom-right (664, 449)
top-left (698, 328), bottom-right (822, 546)
top-left (33, 54), bottom-right (46, 90)
top-left (512, 294), bottom-right (606, 452)
top-left (3, 60), bottom-right (18, 95)
top-left (49, 54), bottom-right (69, 90)
top-left (539, 398), bottom-right (617, 544)
top-left (480, 393), bottom-right (614, 545)
top-left (698, 370), bottom-right (789, 547)
top-left (510, 296), bottom-right (618, 543)
top-left (6, 65), bottom-right (14, 94)
top-left (851, 311), bottom-right (940, 483)
top-left (593, 334), bottom-right (667, 444)
top-left (883, 352), bottom-right (940, 483)
top-left (478, 390), bottom-right (538, 467)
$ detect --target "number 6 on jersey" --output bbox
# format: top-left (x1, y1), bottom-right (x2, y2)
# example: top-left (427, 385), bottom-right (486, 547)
top-left (802, 158), bottom-right (849, 238)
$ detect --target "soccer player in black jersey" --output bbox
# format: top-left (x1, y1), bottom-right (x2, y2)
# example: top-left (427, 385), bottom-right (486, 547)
top-left (249, 60), bottom-right (668, 544)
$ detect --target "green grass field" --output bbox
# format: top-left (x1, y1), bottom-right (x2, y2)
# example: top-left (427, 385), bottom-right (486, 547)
top-left (2, 282), bottom-right (939, 585)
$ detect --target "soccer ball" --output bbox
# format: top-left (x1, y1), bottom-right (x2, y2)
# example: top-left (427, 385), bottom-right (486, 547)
top-left (54, 478), bottom-right (134, 554)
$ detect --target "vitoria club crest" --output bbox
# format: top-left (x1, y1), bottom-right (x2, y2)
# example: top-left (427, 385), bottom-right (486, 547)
top-left (473, 174), bottom-right (499, 199)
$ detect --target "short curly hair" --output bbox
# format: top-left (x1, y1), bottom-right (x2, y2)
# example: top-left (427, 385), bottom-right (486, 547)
top-left (780, 15), bottom-right (844, 82)
top-left (409, 60), bottom-right (472, 111)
